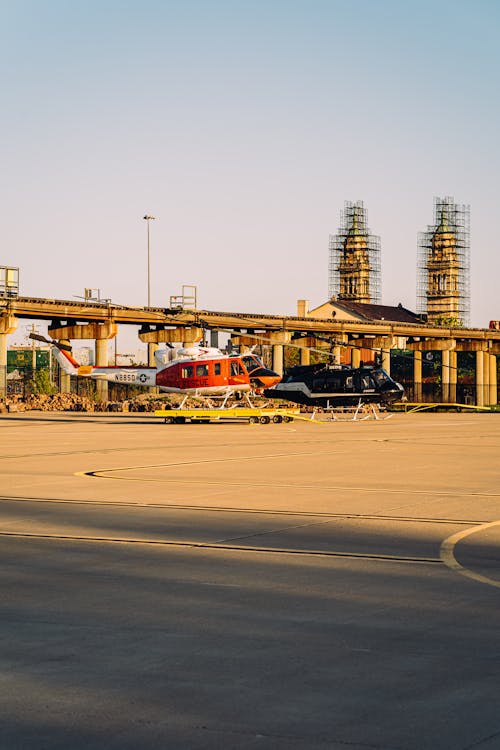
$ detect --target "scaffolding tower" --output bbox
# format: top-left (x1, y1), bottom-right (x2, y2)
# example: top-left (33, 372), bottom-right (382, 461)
top-left (328, 201), bottom-right (381, 304)
top-left (417, 196), bottom-right (470, 326)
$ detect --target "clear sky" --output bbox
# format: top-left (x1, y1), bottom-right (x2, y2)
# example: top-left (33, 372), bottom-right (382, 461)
top-left (2, 0), bottom-right (499, 350)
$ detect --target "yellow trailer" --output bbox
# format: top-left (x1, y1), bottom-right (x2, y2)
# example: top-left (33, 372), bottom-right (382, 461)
top-left (154, 407), bottom-right (301, 424)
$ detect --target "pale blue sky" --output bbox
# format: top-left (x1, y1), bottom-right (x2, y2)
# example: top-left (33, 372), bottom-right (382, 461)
top-left (2, 0), bottom-right (499, 349)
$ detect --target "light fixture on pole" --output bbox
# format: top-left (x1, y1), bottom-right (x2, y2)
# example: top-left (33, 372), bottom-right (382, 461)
top-left (143, 215), bottom-right (156, 307)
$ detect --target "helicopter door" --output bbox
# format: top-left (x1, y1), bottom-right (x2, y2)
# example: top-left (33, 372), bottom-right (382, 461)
top-left (343, 373), bottom-right (356, 395)
top-left (355, 372), bottom-right (375, 393)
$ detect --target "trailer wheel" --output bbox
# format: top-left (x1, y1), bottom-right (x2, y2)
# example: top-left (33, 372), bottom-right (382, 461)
top-left (174, 416), bottom-right (186, 424)
top-left (272, 415), bottom-right (282, 423)
top-left (164, 417), bottom-right (174, 424)
top-left (249, 416), bottom-right (259, 424)
top-left (283, 416), bottom-right (293, 423)
top-left (259, 415), bottom-right (270, 424)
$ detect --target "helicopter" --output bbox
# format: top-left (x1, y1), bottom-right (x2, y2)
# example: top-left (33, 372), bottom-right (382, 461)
top-left (263, 362), bottom-right (404, 408)
top-left (216, 329), bottom-right (404, 409)
top-left (29, 333), bottom-right (281, 406)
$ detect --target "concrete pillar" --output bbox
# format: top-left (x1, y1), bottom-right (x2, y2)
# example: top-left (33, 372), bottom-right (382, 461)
top-left (351, 348), bottom-right (361, 368)
top-left (268, 332), bottom-right (291, 376)
top-left (483, 351), bottom-right (490, 405)
top-left (148, 342), bottom-right (158, 367)
top-left (272, 345), bottom-right (284, 376)
top-left (442, 349), bottom-right (450, 403)
top-left (299, 346), bottom-right (310, 366)
top-left (489, 354), bottom-right (498, 406)
top-left (0, 333), bottom-right (7, 399)
top-left (381, 348), bottom-right (391, 375)
top-left (413, 351), bottom-right (422, 402)
top-left (59, 339), bottom-right (71, 394)
top-left (476, 350), bottom-right (484, 407)
top-left (148, 342), bottom-right (159, 394)
top-left (449, 351), bottom-right (457, 403)
top-left (95, 337), bottom-right (109, 401)
top-left (333, 345), bottom-right (342, 365)
top-left (0, 314), bottom-right (17, 399)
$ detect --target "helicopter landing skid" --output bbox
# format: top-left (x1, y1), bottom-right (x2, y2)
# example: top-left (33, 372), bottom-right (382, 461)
top-left (322, 400), bottom-right (393, 421)
top-left (179, 390), bottom-right (255, 410)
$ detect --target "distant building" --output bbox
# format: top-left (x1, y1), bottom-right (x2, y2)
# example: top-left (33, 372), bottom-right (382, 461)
top-left (328, 201), bottom-right (381, 304)
top-left (296, 298), bottom-right (420, 365)
top-left (417, 197), bottom-right (470, 326)
top-left (74, 347), bottom-right (94, 366)
top-left (305, 299), bottom-right (422, 325)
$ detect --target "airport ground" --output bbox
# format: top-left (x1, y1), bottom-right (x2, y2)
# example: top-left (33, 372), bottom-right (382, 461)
top-left (1, 411), bottom-right (500, 750)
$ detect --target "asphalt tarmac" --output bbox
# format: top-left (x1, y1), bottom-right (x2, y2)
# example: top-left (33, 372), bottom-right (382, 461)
top-left (1, 412), bottom-right (500, 750)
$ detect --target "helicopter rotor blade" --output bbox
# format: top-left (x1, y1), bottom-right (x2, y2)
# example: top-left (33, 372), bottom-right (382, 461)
top-left (29, 333), bottom-right (72, 352)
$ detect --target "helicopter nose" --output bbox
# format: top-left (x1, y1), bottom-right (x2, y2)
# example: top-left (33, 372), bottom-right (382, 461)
top-left (250, 368), bottom-right (282, 389)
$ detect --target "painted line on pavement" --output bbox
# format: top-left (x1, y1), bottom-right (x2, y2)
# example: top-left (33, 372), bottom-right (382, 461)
top-left (440, 520), bottom-right (500, 589)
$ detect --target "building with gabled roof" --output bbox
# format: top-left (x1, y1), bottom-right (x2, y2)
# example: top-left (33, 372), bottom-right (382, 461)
top-left (304, 299), bottom-right (423, 325)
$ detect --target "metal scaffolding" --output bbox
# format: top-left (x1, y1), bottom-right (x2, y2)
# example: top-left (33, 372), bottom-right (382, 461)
top-left (328, 201), bottom-right (381, 304)
top-left (417, 196), bottom-right (470, 326)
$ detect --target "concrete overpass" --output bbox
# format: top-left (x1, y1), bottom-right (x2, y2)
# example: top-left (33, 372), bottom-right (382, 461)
top-left (1, 295), bottom-right (500, 405)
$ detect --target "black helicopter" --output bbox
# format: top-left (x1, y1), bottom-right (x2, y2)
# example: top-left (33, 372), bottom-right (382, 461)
top-left (263, 362), bottom-right (404, 408)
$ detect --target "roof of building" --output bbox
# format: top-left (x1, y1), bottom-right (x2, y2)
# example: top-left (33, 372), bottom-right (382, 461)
top-left (331, 300), bottom-right (424, 324)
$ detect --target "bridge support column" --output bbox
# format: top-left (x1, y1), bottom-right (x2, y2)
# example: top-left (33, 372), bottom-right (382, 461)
top-left (59, 339), bottom-right (71, 394)
top-left (0, 334), bottom-right (6, 400)
top-left (268, 332), bottom-right (291, 377)
top-left (489, 353), bottom-right (498, 406)
top-left (95, 337), bottom-right (109, 401)
top-left (294, 337), bottom-right (314, 367)
top-left (413, 351), bottom-right (422, 402)
top-left (483, 351), bottom-right (490, 405)
top-left (351, 348), bottom-right (361, 368)
top-left (0, 315), bottom-right (18, 399)
top-left (300, 346), bottom-right (310, 366)
top-left (449, 351), bottom-right (457, 403)
top-left (442, 349), bottom-right (450, 403)
top-left (476, 350), bottom-right (484, 407)
top-left (148, 342), bottom-right (159, 394)
top-left (148, 342), bottom-right (158, 367)
top-left (372, 336), bottom-right (395, 374)
top-left (272, 345), bottom-right (284, 376)
top-left (48, 322), bottom-right (118, 398)
top-left (381, 348), bottom-right (391, 374)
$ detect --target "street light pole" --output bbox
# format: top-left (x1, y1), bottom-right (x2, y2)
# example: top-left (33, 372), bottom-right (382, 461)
top-left (143, 215), bottom-right (156, 307)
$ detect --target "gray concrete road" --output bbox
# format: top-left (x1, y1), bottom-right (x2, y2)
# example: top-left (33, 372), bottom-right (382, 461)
top-left (1, 412), bottom-right (500, 749)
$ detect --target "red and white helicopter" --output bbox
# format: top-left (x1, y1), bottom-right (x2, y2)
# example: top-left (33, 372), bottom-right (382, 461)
top-left (30, 334), bottom-right (281, 406)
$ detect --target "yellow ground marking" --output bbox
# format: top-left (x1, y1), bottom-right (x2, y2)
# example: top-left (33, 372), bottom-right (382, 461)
top-left (440, 520), bottom-right (500, 589)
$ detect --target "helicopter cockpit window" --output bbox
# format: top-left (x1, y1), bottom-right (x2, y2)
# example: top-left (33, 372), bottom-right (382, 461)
top-left (181, 366), bottom-right (193, 378)
top-left (242, 355), bottom-right (261, 374)
top-left (196, 364), bottom-right (209, 377)
top-left (372, 370), bottom-right (389, 385)
top-left (231, 360), bottom-right (244, 376)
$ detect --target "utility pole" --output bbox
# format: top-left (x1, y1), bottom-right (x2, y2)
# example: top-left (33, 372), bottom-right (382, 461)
top-left (25, 323), bottom-right (40, 371)
top-left (143, 215), bottom-right (156, 307)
